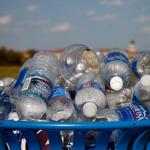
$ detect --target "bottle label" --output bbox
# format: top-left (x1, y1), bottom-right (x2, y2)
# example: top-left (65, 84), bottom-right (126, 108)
top-left (131, 55), bottom-right (141, 79)
top-left (50, 87), bottom-right (71, 99)
top-left (115, 104), bottom-right (150, 121)
top-left (13, 68), bottom-right (28, 88)
top-left (132, 91), bottom-right (145, 104)
top-left (21, 74), bottom-right (53, 102)
top-left (77, 82), bottom-right (105, 94)
top-left (106, 52), bottom-right (129, 65)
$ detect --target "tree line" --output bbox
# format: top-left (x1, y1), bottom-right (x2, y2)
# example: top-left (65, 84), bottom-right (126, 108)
top-left (0, 46), bottom-right (37, 66)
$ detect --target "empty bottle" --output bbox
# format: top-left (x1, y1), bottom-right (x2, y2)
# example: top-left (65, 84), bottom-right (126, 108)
top-left (0, 77), bottom-right (16, 88)
top-left (16, 51), bottom-right (59, 121)
top-left (46, 86), bottom-right (77, 122)
top-left (54, 71), bottom-right (77, 92)
top-left (106, 88), bottom-right (133, 109)
top-left (0, 85), bottom-right (14, 120)
top-left (59, 44), bottom-right (105, 87)
top-left (130, 52), bottom-right (150, 80)
top-left (103, 48), bottom-right (131, 91)
top-left (75, 72), bottom-right (106, 117)
top-left (95, 101), bottom-right (150, 143)
top-left (12, 58), bottom-right (32, 100)
top-left (132, 75), bottom-right (150, 104)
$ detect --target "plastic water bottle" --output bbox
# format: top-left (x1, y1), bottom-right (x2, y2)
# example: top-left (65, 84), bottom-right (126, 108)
top-left (59, 44), bottom-right (105, 87)
top-left (130, 52), bottom-right (150, 80)
top-left (0, 77), bottom-right (16, 88)
top-left (46, 86), bottom-right (77, 122)
top-left (103, 48), bottom-right (131, 91)
top-left (54, 71), bottom-right (77, 92)
top-left (16, 51), bottom-right (59, 121)
top-left (106, 88), bottom-right (133, 109)
top-left (12, 58), bottom-right (32, 100)
top-left (0, 85), bottom-right (14, 120)
top-left (95, 101), bottom-right (150, 143)
top-left (75, 72), bottom-right (106, 117)
top-left (132, 75), bottom-right (150, 104)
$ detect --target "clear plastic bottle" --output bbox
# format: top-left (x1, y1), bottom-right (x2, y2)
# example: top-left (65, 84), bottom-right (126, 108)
top-left (103, 48), bottom-right (131, 91)
top-left (59, 44), bottom-right (105, 87)
top-left (46, 87), bottom-right (77, 122)
top-left (75, 72), bottom-right (106, 117)
top-left (12, 58), bottom-right (32, 100)
top-left (130, 52), bottom-right (150, 80)
top-left (54, 71), bottom-right (77, 92)
top-left (0, 85), bottom-right (14, 120)
top-left (95, 101), bottom-right (150, 143)
top-left (132, 75), bottom-right (150, 104)
top-left (16, 51), bottom-right (59, 121)
top-left (0, 77), bottom-right (16, 88)
top-left (106, 88), bottom-right (133, 109)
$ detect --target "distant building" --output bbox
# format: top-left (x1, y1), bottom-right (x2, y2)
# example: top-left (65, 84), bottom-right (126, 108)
top-left (19, 42), bottom-right (142, 63)
top-left (128, 40), bottom-right (136, 52)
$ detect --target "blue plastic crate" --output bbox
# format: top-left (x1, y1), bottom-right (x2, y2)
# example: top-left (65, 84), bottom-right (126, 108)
top-left (0, 120), bottom-right (150, 150)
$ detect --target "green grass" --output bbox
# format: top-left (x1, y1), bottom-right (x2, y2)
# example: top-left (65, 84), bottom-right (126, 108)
top-left (0, 66), bottom-right (21, 79)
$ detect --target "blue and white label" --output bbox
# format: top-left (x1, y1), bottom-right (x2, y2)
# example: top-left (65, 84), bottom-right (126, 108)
top-left (131, 55), bottom-right (141, 79)
top-left (77, 82), bottom-right (105, 94)
top-left (13, 68), bottom-right (28, 88)
top-left (115, 104), bottom-right (150, 121)
top-left (106, 52), bottom-right (129, 65)
top-left (21, 74), bottom-right (53, 102)
top-left (50, 87), bottom-right (71, 99)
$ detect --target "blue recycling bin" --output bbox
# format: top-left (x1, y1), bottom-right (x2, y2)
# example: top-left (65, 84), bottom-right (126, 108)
top-left (0, 120), bottom-right (150, 150)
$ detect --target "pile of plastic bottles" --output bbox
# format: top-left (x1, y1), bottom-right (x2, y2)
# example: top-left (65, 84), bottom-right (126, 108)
top-left (1, 44), bottom-right (150, 149)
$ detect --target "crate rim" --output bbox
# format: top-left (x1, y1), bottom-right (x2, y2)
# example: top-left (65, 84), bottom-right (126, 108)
top-left (0, 120), bottom-right (150, 130)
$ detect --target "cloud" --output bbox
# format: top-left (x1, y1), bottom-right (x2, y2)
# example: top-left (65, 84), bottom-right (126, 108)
top-left (90, 14), bottom-right (118, 21)
top-left (17, 20), bottom-right (50, 25)
top-left (135, 15), bottom-right (150, 23)
top-left (140, 26), bottom-right (150, 34)
top-left (0, 28), bottom-right (25, 34)
top-left (99, 0), bottom-right (126, 7)
top-left (86, 10), bottom-right (96, 16)
top-left (44, 22), bottom-right (72, 33)
top-left (26, 5), bottom-right (40, 12)
top-left (0, 15), bottom-right (11, 25)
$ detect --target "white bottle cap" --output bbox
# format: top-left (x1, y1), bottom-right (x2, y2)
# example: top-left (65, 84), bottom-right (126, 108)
top-left (140, 75), bottom-right (150, 88)
top-left (83, 102), bottom-right (97, 117)
top-left (110, 76), bottom-right (123, 91)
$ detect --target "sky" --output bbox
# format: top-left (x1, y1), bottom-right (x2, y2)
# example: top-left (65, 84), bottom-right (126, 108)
top-left (0, 0), bottom-right (150, 52)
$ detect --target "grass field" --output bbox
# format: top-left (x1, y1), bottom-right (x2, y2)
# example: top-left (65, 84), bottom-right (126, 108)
top-left (0, 66), bottom-right (21, 79)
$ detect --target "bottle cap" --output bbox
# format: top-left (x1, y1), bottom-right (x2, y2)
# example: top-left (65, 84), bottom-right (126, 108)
top-left (110, 76), bottom-right (123, 91)
top-left (83, 102), bottom-right (97, 117)
top-left (75, 63), bottom-right (86, 72)
top-left (140, 75), bottom-right (150, 88)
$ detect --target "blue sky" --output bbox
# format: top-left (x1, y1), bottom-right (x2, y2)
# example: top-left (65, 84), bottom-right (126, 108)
top-left (0, 0), bottom-right (150, 52)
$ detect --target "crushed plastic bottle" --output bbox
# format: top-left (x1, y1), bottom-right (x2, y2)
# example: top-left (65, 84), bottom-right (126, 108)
top-left (0, 77), bottom-right (16, 88)
top-left (103, 48), bottom-right (131, 91)
top-left (106, 88), bottom-right (133, 109)
top-left (75, 72), bottom-right (106, 117)
top-left (130, 52), bottom-right (150, 80)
